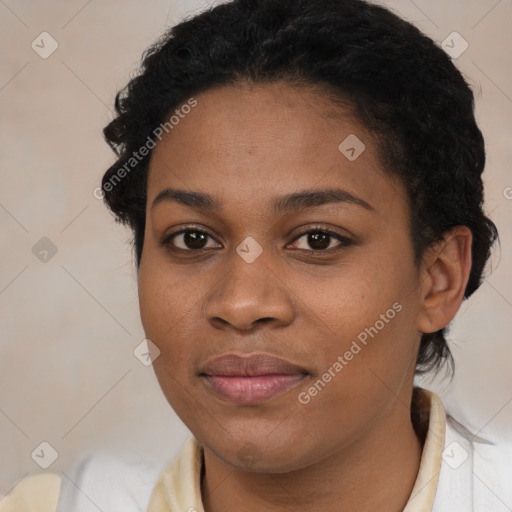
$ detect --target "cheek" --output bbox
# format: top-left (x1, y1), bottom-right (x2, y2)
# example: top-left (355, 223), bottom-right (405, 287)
top-left (138, 256), bottom-right (190, 358)
top-left (138, 264), bottom-right (169, 342)
top-left (138, 259), bottom-right (199, 413)
top-left (138, 254), bottom-right (220, 383)
top-left (301, 251), bottom-right (420, 378)
top-left (302, 258), bottom-right (401, 331)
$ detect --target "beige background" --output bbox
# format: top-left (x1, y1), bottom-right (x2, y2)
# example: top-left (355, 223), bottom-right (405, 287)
top-left (1, 0), bottom-right (511, 494)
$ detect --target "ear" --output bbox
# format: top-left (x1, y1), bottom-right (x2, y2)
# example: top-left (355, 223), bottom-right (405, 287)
top-left (417, 226), bottom-right (473, 334)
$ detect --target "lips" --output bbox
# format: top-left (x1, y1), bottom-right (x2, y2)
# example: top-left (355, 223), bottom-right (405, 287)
top-left (200, 353), bottom-right (309, 405)
top-left (201, 353), bottom-right (308, 377)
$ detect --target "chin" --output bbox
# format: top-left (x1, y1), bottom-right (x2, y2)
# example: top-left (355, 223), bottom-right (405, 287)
top-left (202, 431), bottom-right (317, 474)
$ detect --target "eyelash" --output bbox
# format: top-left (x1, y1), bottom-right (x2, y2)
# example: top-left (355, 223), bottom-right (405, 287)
top-left (159, 225), bottom-right (354, 255)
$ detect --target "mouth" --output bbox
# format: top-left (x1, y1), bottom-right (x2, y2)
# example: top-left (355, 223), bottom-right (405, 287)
top-left (199, 353), bottom-right (309, 405)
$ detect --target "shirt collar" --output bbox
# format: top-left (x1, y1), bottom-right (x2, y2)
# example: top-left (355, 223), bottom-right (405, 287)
top-left (148, 387), bottom-right (446, 512)
top-left (403, 387), bottom-right (446, 511)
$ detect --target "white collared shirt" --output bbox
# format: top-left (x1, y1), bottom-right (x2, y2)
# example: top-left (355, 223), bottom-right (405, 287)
top-left (2, 388), bottom-right (511, 511)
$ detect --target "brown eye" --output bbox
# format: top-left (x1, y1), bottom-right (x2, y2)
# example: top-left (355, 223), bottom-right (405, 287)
top-left (305, 232), bottom-right (331, 250)
top-left (290, 229), bottom-right (353, 252)
top-left (161, 229), bottom-right (220, 251)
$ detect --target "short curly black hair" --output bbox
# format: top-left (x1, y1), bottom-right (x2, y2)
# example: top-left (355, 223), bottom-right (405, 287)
top-left (101, 0), bottom-right (498, 375)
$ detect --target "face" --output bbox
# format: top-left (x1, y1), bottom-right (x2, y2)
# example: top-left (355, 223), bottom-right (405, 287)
top-left (138, 81), bottom-right (425, 472)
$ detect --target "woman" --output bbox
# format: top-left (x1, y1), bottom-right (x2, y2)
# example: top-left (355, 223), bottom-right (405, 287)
top-left (2, 0), bottom-right (508, 510)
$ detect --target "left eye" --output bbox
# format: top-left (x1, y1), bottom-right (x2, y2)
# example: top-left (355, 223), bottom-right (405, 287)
top-left (290, 230), bottom-right (352, 252)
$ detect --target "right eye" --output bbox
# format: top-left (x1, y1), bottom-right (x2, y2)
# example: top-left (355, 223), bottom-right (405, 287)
top-left (159, 227), bottom-right (222, 252)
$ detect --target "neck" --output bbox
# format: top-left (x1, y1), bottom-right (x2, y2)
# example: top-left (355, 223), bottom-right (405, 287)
top-left (201, 394), bottom-right (424, 512)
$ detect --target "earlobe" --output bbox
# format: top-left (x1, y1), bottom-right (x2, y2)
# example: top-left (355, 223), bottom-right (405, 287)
top-left (417, 226), bottom-right (473, 334)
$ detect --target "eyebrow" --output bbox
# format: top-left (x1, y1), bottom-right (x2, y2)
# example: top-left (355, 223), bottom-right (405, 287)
top-left (151, 187), bottom-right (374, 214)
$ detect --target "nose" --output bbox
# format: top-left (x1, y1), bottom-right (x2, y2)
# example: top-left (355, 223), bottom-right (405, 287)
top-left (203, 249), bottom-right (295, 332)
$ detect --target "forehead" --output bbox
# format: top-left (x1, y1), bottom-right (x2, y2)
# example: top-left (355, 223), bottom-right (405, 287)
top-left (147, 81), bottom-right (407, 218)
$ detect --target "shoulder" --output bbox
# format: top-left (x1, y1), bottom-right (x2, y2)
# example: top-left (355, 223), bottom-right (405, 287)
top-left (1, 449), bottom-right (170, 512)
top-left (0, 472), bottom-right (61, 512)
top-left (58, 448), bottom-right (169, 511)
top-left (434, 413), bottom-right (512, 511)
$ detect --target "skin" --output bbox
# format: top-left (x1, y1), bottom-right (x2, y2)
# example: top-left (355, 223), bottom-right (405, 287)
top-left (138, 81), bottom-right (472, 512)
